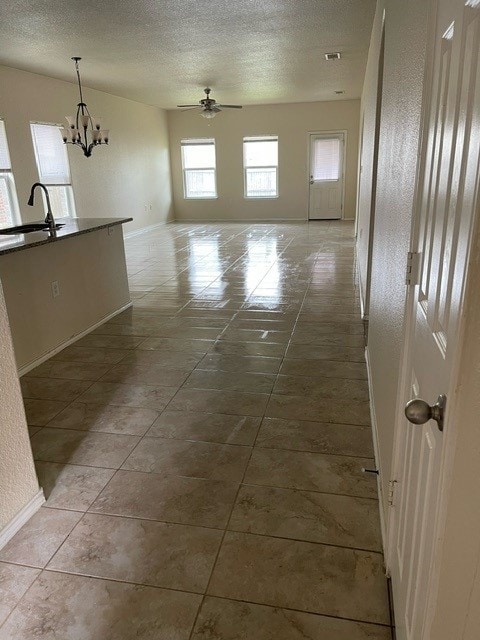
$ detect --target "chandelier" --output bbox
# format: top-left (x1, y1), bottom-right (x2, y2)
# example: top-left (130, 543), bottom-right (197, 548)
top-left (60, 57), bottom-right (109, 158)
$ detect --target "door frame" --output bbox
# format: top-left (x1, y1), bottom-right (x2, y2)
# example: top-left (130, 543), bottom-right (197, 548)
top-left (354, 114), bottom-right (365, 240)
top-left (306, 129), bottom-right (347, 221)
top-left (363, 18), bottom-right (385, 321)
top-left (385, 0), bottom-right (480, 633)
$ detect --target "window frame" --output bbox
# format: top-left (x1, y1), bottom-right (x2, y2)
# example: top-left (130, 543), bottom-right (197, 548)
top-left (0, 119), bottom-right (21, 228)
top-left (243, 135), bottom-right (279, 199)
top-left (30, 121), bottom-right (77, 218)
top-left (181, 138), bottom-right (217, 200)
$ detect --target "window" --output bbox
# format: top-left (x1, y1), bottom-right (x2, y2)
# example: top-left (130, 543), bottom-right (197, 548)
top-left (311, 137), bottom-right (341, 181)
top-left (243, 136), bottom-right (278, 198)
top-left (0, 119), bottom-right (20, 228)
top-left (30, 123), bottom-right (76, 217)
top-left (181, 138), bottom-right (217, 198)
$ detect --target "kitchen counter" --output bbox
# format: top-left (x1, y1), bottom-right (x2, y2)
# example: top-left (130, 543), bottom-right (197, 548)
top-left (0, 217), bottom-right (132, 256)
top-left (0, 218), bottom-right (132, 373)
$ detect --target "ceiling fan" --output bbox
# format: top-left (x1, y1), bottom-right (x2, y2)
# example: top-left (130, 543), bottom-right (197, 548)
top-left (177, 88), bottom-right (243, 119)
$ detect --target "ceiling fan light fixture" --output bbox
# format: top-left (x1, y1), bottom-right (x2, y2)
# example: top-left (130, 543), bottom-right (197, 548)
top-left (178, 88), bottom-right (242, 118)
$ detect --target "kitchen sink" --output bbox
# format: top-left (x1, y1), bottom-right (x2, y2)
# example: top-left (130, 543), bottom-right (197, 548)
top-left (0, 223), bottom-right (65, 235)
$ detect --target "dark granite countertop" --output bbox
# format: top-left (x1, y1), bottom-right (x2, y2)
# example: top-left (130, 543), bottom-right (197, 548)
top-left (0, 217), bottom-right (133, 256)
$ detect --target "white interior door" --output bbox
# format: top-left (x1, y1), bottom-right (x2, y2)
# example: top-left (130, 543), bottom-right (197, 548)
top-left (308, 133), bottom-right (344, 219)
top-left (388, 1), bottom-right (480, 639)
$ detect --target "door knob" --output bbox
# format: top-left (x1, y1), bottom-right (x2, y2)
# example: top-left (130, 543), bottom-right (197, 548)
top-left (404, 394), bottom-right (446, 432)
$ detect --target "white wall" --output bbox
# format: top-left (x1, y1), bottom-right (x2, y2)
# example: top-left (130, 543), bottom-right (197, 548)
top-left (0, 65), bottom-right (173, 233)
top-left (360, 0), bottom-right (428, 517)
top-left (168, 100), bottom-right (360, 222)
top-left (0, 281), bottom-right (39, 532)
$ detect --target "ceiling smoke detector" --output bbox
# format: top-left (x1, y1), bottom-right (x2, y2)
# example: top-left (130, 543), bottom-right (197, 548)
top-left (325, 52), bottom-right (341, 61)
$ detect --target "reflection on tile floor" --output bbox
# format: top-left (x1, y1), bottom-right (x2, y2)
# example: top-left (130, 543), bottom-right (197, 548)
top-left (0, 221), bottom-right (392, 639)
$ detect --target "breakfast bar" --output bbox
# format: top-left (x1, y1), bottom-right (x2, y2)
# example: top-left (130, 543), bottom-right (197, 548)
top-left (0, 217), bottom-right (132, 373)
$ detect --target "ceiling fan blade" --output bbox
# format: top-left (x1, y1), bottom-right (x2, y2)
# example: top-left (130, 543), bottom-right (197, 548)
top-left (177, 104), bottom-right (200, 108)
top-left (179, 107), bottom-right (201, 112)
top-left (217, 105), bottom-right (243, 109)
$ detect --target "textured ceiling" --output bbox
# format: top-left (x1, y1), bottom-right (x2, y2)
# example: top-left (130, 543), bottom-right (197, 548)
top-left (0, 0), bottom-right (376, 108)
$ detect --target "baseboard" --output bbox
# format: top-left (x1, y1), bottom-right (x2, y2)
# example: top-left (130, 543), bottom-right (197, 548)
top-left (127, 217), bottom-right (356, 226)
top-left (365, 345), bottom-right (388, 550)
top-left (17, 301), bottom-right (133, 377)
top-left (359, 280), bottom-right (366, 320)
top-left (174, 218), bottom-right (307, 223)
top-left (358, 262), bottom-right (368, 321)
top-left (0, 490), bottom-right (45, 551)
top-left (123, 221), bottom-right (170, 239)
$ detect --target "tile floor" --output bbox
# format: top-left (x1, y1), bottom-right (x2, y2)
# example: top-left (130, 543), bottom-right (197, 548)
top-left (0, 221), bottom-right (392, 639)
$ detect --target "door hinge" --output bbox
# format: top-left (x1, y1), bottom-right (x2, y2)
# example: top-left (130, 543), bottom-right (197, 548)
top-left (405, 251), bottom-right (421, 285)
top-left (388, 479), bottom-right (398, 507)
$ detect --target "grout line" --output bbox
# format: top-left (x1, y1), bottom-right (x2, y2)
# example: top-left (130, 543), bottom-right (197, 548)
top-left (187, 256), bottom-right (306, 639)
top-left (18, 567), bottom-right (391, 630)
top-left (35, 423), bottom-right (376, 458)
top-left (189, 592), bottom-right (393, 630)
top-left (33, 459), bottom-right (380, 500)
top-left (38, 505), bottom-right (384, 555)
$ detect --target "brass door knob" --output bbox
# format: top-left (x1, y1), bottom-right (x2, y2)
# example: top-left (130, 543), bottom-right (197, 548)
top-left (404, 395), bottom-right (446, 432)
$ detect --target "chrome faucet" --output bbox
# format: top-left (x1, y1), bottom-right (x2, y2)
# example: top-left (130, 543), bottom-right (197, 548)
top-left (27, 183), bottom-right (56, 232)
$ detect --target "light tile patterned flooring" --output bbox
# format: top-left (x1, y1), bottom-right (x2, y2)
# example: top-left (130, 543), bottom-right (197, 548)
top-left (0, 221), bottom-right (392, 639)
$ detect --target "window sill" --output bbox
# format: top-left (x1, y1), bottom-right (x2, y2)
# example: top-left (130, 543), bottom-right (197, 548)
top-left (243, 196), bottom-right (279, 200)
top-left (183, 196), bottom-right (219, 200)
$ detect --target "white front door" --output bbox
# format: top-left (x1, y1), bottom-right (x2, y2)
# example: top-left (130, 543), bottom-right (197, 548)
top-left (308, 133), bottom-right (344, 219)
top-left (388, 1), bottom-right (480, 639)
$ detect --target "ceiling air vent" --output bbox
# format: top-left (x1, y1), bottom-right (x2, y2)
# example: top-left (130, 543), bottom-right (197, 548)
top-left (325, 52), bottom-right (341, 61)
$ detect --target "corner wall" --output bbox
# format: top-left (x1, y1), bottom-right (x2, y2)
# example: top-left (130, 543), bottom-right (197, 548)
top-left (356, 4), bottom-right (385, 316)
top-left (0, 65), bottom-right (174, 234)
top-left (167, 100), bottom-right (360, 222)
top-left (0, 282), bottom-right (39, 533)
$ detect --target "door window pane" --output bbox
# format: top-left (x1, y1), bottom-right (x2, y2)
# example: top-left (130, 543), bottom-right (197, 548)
top-left (312, 138), bottom-right (341, 181)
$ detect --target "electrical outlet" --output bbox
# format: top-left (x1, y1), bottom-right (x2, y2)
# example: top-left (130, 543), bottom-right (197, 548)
top-left (51, 280), bottom-right (60, 298)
